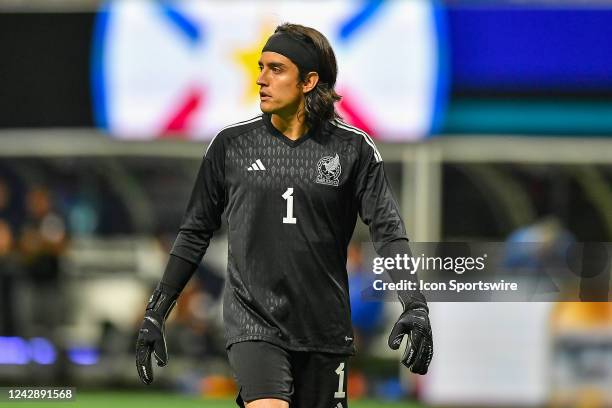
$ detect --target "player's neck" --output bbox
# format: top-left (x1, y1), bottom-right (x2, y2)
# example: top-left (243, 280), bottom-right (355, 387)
top-left (271, 109), bottom-right (308, 141)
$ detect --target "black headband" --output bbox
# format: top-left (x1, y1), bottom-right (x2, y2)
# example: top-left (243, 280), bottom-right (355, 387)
top-left (262, 32), bottom-right (320, 74)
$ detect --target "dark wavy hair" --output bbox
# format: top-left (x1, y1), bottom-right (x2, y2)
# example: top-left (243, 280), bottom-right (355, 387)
top-left (274, 23), bottom-right (342, 130)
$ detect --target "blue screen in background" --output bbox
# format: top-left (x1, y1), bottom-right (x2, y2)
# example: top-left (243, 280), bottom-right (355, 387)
top-left (448, 6), bottom-right (612, 92)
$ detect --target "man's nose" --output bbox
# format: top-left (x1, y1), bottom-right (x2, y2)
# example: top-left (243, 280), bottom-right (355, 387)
top-left (256, 70), bottom-right (267, 86)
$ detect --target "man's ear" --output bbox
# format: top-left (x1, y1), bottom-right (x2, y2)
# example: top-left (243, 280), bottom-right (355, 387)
top-left (302, 72), bottom-right (319, 94)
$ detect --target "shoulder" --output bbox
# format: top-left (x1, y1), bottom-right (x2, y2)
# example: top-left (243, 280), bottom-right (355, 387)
top-left (205, 115), bottom-right (264, 156)
top-left (217, 115), bottom-right (265, 139)
top-left (212, 115), bottom-right (264, 143)
top-left (327, 118), bottom-right (382, 163)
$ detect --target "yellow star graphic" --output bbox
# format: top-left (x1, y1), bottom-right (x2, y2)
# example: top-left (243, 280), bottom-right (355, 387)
top-left (234, 24), bottom-right (275, 104)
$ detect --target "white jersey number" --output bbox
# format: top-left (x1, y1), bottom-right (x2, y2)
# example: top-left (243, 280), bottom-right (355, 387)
top-left (282, 188), bottom-right (297, 224)
top-left (334, 362), bottom-right (346, 398)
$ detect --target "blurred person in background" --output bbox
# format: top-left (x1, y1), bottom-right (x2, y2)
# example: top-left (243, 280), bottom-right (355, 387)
top-left (503, 216), bottom-right (576, 298)
top-left (149, 232), bottom-right (226, 361)
top-left (347, 242), bottom-right (384, 352)
top-left (346, 242), bottom-right (386, 400)
top-left (163, 262), bottom-right (226, 374)
top-left (0, 178), bottom-right (20, 335)
top-left (0, 178), bottom-right (15, 226)
top-left (0, 219), bottom-right (19, 335)
top-left (0, 176), bottom-right (24, 233)
top-left (136, 23), bottom-right (432, 408)
top-left (19, 186), bottom-right (68, 337)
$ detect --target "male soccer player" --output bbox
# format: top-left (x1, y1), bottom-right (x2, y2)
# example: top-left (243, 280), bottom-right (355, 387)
top-left (136, 23), bottom-right (433, 407)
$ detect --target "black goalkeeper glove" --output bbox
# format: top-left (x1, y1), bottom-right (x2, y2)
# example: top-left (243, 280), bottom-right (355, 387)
top-left (136, 283), bottom-right (178, 385)
top-left (388, 304), bottom-right (433, 375)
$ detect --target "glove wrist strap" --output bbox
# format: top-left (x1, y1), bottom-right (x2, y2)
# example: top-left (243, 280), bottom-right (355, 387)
top-left (399, 291), bottom-right (428, 313)
top-left (146, 283), bottom-right (179, 321)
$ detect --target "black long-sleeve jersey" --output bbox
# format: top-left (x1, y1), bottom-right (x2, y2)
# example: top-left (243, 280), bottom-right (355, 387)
top-left (170, 113), bottom-right (408, 355)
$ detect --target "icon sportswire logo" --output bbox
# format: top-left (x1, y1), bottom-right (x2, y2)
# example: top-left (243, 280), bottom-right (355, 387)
top-left (247, 159), bottom-right (266, 171)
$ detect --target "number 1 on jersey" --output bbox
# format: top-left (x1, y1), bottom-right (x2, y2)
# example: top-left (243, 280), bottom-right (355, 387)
top-left (282, 188), bottom-right (297, 224)
top-left (334, 362), bottom-right (346, 398)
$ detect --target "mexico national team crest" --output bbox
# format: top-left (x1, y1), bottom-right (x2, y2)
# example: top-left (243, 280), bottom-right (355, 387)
top-left (316, 154), bottom-right (342, 186)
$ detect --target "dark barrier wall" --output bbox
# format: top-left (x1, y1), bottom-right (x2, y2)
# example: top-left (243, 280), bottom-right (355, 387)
top-left (0, 13), bottom-right (93, 127)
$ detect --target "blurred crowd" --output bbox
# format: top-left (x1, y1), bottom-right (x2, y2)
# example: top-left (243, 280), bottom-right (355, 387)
top-left (0, 177), bottom-right (67, 337)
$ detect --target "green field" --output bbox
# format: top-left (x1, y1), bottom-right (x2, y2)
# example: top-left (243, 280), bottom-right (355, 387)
top-left (5, 391), bottom-right (423, 408)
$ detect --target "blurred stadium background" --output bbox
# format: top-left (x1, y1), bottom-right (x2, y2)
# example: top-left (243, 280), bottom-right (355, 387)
top-left (1, 0), bottom-right (611, 407)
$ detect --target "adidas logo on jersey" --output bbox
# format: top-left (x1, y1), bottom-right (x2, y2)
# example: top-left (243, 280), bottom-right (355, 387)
top-left (247, 159), bottom-right (266, 171)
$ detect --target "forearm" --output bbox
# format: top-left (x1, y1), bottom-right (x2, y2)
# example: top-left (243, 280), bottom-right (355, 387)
top-left (378, 239), bottom-right (427, 310)
top-left (160, 254), bottom-right (198, 294)
top-left (169, 228), bottom-right (214, 266)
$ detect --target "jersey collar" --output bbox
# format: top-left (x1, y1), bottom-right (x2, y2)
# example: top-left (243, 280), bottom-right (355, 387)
top-left (263, 113), bottom-right (314, 148)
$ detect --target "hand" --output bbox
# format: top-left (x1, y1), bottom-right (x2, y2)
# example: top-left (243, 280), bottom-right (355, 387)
top-left (388, 307), bottom-right (433, 375)
top-left (136, 285), bottom-right (177, 385)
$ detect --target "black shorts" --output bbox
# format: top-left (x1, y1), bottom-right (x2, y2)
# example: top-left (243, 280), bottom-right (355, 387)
top-left (227, 341), bottom-right (349, 407)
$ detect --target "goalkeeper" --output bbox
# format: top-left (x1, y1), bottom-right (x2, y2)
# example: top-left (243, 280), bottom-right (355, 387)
top-left (136, 22), bottom-right (433, 408)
